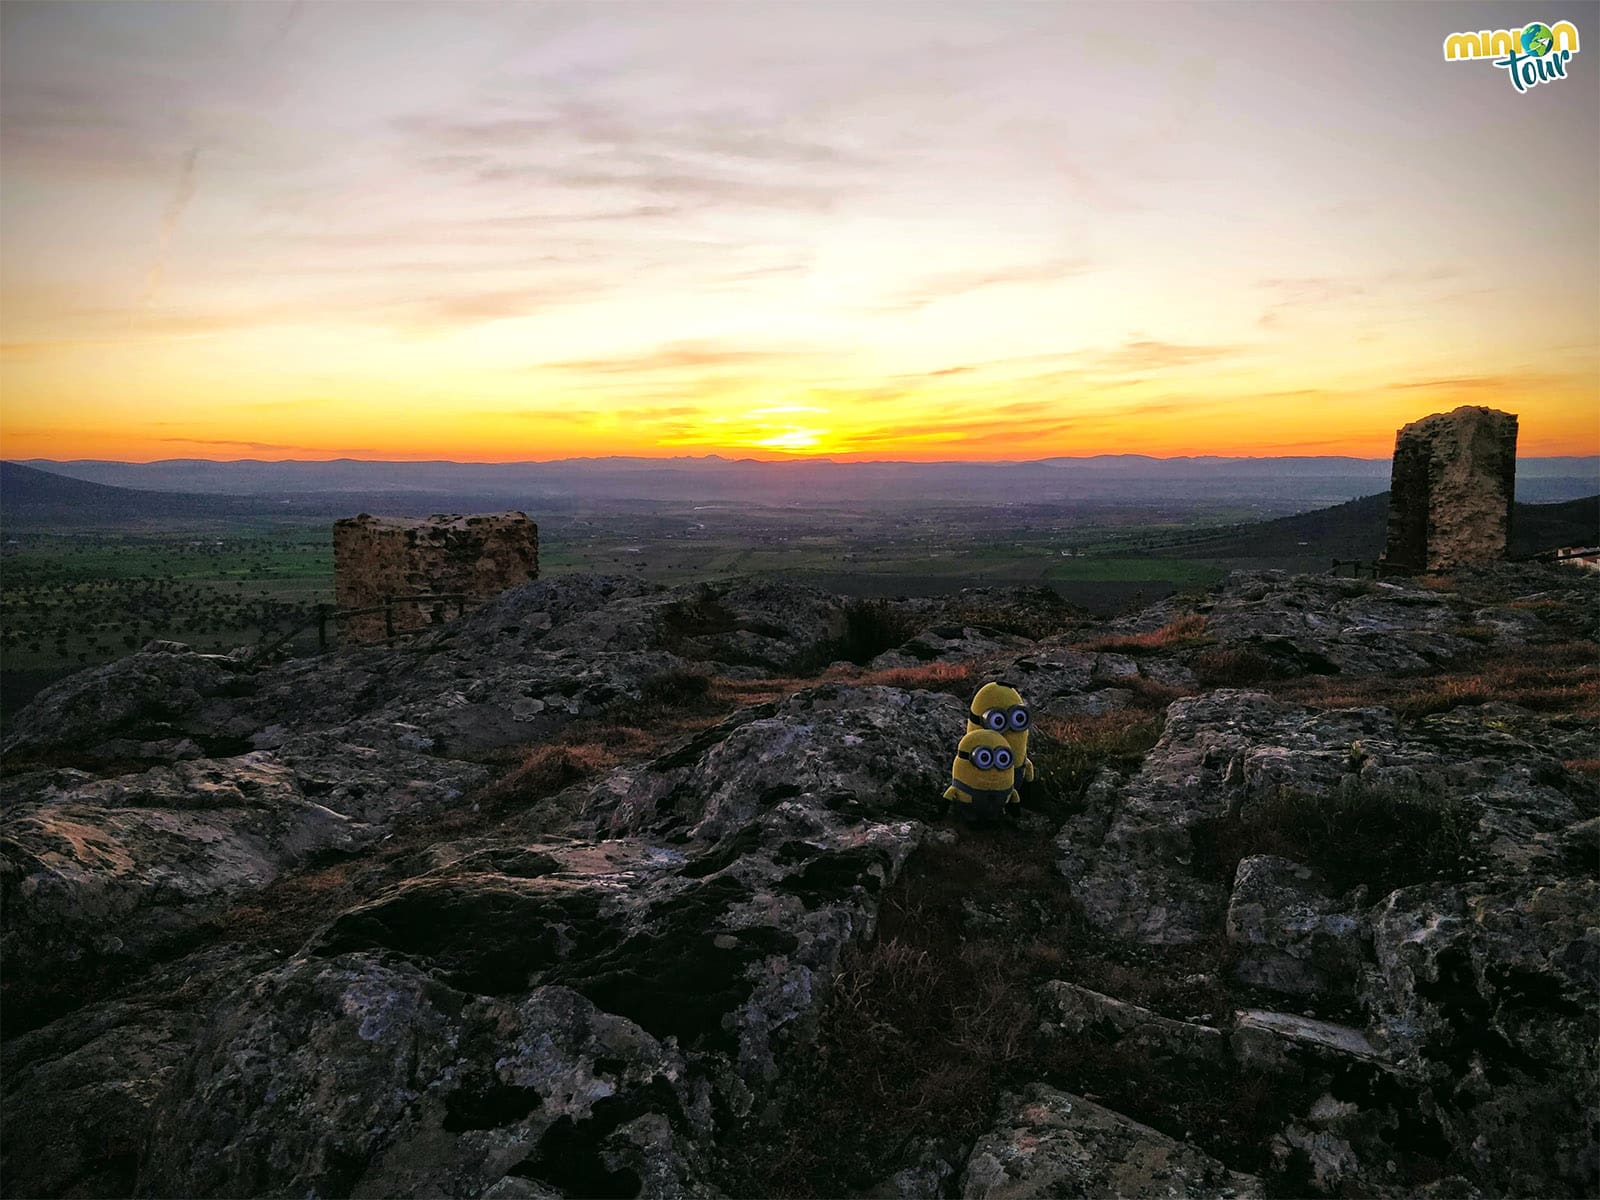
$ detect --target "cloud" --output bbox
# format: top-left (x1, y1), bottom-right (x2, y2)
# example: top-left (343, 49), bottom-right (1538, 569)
top-left (143, 145), bottom-right (202, 302)
top-left (400, 102), bottom-right (861, 167)
top-left (876, 255), bottom-right (1097, 312)
top-left (1387, 371), bottom-right (1581, 394)
top-left (1071, 340), bottom-right (1242, 373)
top-left (399, 99), bottom-right (866, 216)
top-left (1257, 268), bottom-right (1461, 329)
top-left (539, 340), bottom-right (825, 375)
top-left (158, 436), bottom-right (377, 453)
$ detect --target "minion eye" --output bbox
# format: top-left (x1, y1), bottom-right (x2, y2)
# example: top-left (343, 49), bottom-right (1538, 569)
top-left (973, 747), bottom-right (994, 769)
top-left (985, 710), bottom-right (1006, 731)
top-left (1010, 708), bottom-right (1030, 730)
top-left (994, 747), bottom-right (1013, 769)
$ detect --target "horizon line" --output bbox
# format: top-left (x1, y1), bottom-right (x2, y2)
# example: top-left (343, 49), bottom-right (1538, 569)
top-left (10, 451), bottom-right (1600, 469)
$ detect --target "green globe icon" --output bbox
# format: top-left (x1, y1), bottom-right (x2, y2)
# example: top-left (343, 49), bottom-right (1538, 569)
top-left (1522, 22), bottom-right (1554, 56)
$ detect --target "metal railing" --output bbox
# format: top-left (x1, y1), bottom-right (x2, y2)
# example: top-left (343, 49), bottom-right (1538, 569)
top-left (1329, 558), bottom-right (1396, 579)
top-left (252, 592), bottom-right (485, 659)
top-left (317, 592), bottom-right (480, 646)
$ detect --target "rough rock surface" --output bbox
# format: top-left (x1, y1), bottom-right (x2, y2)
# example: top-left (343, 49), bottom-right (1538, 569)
top-left (0, 576), bottom-right (863, 988)
top-left (1038, 981), bottom-right (1227, 1070)
top-left (2, 564), bottom-right (1595, 1199)
top-left (1102, 569), bottom-right (1545, 678)
top-left (0, 642), bottom-right (250, 761)
top-left (127, 682), bottom-right (943, 1196)
top-left (141, 959), bottom-right (713, 1199)
top-left (1226, 856), bottom-right (1365, 997)
top-left (960, 1084), bottom-right (1263, 1199)
top-left (0, 753), bottom-right (383, 982)
top-left (1057, 689), bottom-right (1592, 944)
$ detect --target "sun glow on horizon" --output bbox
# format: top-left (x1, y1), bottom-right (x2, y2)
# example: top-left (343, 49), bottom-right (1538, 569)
top-left (1, 3), bottom-right (1596, 464)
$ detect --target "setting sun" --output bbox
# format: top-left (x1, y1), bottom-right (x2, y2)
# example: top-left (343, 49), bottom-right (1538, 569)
top-left (1, 3), bottom-right (1596, 463)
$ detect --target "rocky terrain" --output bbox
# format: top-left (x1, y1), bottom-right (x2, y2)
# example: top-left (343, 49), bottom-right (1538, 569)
top-left (2, 565), bottom-right (1595, 1198)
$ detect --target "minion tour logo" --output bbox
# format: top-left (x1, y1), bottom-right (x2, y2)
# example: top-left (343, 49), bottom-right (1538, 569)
top-left (1443, 19), bottom-right (1580, 92)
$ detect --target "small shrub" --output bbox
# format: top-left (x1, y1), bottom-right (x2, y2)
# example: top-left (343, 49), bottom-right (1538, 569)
top-left (660, 588), bottom-right (740, 641)
top-left (1193, 646), bottom-right (1279, 687)
top-left (834, 598), bottom-right (925, 666)
top-left (1123, 675), bottom-right (1193, 707)
top-left (1031, 713), bottom-right (1163, 806)
top-left (1193, 783), bottom-right (1476, 896)
top-left (1274, 640), bottom-right (1599, 722)
top-left (1393, 677), bottom-right (1495, 719)
top-left (639, 668), bottom-right (712, 705)
top-left (490, 741), bottom-right (618, 804)
top-left (1410, 574), bottom-right (1458, 592)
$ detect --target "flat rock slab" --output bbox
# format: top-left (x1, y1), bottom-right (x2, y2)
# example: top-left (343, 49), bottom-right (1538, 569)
top-left (1231, 1010), bottom-right (1389, 1071)
top-left (1038, 981), bottom-right (1227, 1069)
top-left (961, 1083), bottom-right (1263, 1199)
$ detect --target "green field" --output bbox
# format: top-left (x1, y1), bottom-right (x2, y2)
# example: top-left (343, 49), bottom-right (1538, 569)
top-left (2, 530), bottom-right (333, 678)
top-left (1044, 557), bottom-right (1227, 586)
top-left (0, 501), bottom-right (1266, 721)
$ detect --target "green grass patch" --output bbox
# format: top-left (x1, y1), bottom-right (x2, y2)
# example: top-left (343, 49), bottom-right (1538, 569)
top-left (1045, 557), bottom-right (1227, 586)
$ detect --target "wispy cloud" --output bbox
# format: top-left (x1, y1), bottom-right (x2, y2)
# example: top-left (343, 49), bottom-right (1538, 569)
top-left (1082, 340), bottom-right (1242, 373)
top-left (143, 145), bottom-right (202, 302)
top-left (400, 99), bottom-right (865, 216)
top-left (1257, 268), bottom-right (1460, 329)
top-left (876, 256), bottom-right (1097, 312)
top-left (539, 340), bottom-right (826, 375)
top-left (158, 436), bottom-right (377, 453)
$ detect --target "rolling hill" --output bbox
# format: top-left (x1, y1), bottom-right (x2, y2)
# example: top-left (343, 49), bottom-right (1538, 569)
top-left (1157, 491), bottom-right (1599, 563)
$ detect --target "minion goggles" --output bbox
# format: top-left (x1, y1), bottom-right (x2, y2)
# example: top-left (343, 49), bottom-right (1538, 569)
top-left (957, 745), bottom-right (1015, 770)
top-left (971, 705), bottom-right (1030, 732)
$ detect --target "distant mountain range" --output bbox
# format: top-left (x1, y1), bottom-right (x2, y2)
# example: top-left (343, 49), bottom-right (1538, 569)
top-left (5, 461), bottom-right (1596, 566)
top-left (12, 454), bottom-right (1600, 511)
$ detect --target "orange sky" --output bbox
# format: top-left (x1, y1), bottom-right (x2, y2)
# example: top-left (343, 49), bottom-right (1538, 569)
top-left (2, 2), bottom-right (1597, 463)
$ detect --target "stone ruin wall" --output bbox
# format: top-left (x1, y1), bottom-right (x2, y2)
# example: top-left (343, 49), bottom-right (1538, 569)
top-left (333, 512), bottom-right (539, 642)
top-left (1383, 406), bottom-right (1518, 572)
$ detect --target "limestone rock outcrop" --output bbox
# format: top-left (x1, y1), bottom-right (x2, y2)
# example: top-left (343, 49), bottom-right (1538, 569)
top-left (1, 563), bottom-right (1596, 1198)
top-left (960, 1084), bottom-right (1263, 1199)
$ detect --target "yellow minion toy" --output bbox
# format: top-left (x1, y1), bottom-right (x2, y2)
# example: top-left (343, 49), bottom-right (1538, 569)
top-left (943, 729), bottom-right (1020, 822)
top-left (967, 681), bottom-right (1034, 785)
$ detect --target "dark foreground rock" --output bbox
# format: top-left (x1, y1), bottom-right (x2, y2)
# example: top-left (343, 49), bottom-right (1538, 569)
top-left (2, 565), bottom-right (1595, 1199)
top-left (960, 1084), bottom-right (1263, 1199)
top-left (130, 680), bottom-right (952, 1197)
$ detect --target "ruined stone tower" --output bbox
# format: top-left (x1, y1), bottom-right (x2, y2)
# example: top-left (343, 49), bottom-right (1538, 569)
top-left (333, 512), bottom-right (538, 642)
top-left (1382, 406), bottom-right (1518, 572)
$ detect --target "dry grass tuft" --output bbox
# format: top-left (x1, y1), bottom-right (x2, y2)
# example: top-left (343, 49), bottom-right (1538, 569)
top-left (1274, 640), bottom-right (1600, 721)
top-left (495, 741), bottom-right (620, 798)
top-left (838, 659), bottom-right (982, 694)
top-left (707, 660), bottom-right (982, 707)
top-left (1192, 646), bottom-right (1280, 687)
top-left (1410, 573), bottom-right (1459, 592)
top-left (1080, 613), bottom-right (1209, 654)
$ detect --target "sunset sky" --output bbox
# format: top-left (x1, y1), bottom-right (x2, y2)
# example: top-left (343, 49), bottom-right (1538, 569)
top-left (2, 1), bottom-right (1596, 462)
